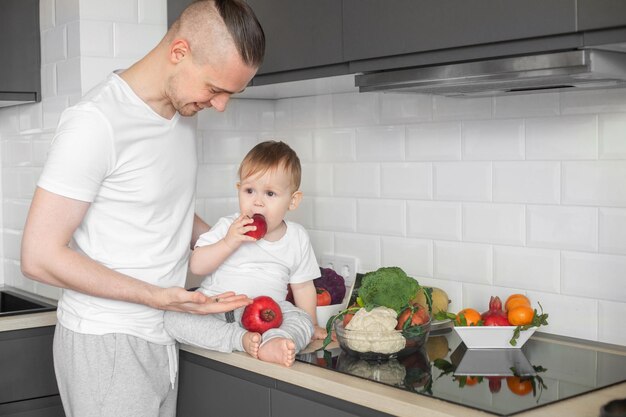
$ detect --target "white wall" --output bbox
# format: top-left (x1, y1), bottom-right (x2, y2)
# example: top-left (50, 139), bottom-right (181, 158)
top-left (194, 90), bottom-right (626, 346)
top-left (0, 0), bottom-right (624, 345)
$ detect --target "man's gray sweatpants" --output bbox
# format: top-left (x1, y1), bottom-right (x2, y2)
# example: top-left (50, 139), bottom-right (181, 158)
top-left (53, 324), bottom-right (178, 417)
top-left (164, 300), bottom-right (314, 353)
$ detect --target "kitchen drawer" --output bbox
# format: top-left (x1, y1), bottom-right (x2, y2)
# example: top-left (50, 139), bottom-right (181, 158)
top-left (0, 326), bottom-right (58, 404)
top-left (0, 395), bottom-right (64, 417)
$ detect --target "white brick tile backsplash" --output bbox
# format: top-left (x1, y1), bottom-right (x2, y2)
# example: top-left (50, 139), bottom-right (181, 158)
top-left (434, 241), bottom-right (492, 284)
top-left (434, 162), bottom-right (491, 201)
top-left (234, 99), bottom-right (275, 131)
top-left (561, 88), bottom-right (626, 114)
top-left (285, 197), bottom-right (313, 229)
top-left (3, 230), bottom-right (22, 261)
top-left (138, 0), bottom-right (167, 24)
top-left (493, 246), bottom-right (560, 293)
top-left (463, 203), bottom-right (525, 245)
top-left (561, 251), bottom-right (626, 303)
top-left (274, 131), bottom-right (313, 162)
top-left (114, 23), bottom-right (165, 58)
top-left (202, 131), bottom-right (258, 164)
top-left (203, 197), bottom-right (238, 225)
top-left (599, 208), bottom-right (626, 255)
top-left (433, 96), bottom-right (492, 121)
top-left (309, 230), bottom-right (334, 260)
top-left (55, 0), bottom-right (79, 25)
top-left (527, 205), bottom-right (598, 251)
top-left (18, 103), bottom-right (43, 133)
top-left (33, 136), bottom-right (53, 166)
top-left (42, 26), bottom-right (67, 64)
top-left (79, 20), bottom-right (114, 57)
top-left (197, 100), bottom-right (237, 131)
top-left (300, 164), bottom-right (333, 197)
top-left (332, 92), bottom-right (379, 127)
top-left (0, 107), bottom-right (20, 136)
top-left (599, 113), bottom-right (626, 159)
top-left (41, 63), bottom-right (57, 99)
top-left (40, 0), bottom-right (55, 30)
top-left (56, 57), bottom-right (82, 95)
top-left (493, 161), bottom-right (560, 204)
top-left (313, 128), bottom-right (356, 162)
top-left (381, 162), bottom-right (432, 199)
top-left (379, 93), bottom-right (432, 124)
top-left (526, 290), bottom-right (598, 340)
top-left (333, 163), bottom-right (379, 197)
top-left (80, 57), bottom-right (135, 93)
top-left (80, 0), bottom-right (139, 22)
top-left (2, 140), bottom-right (31, 166)
top-left (494, 92), bottom-right (560, 118)
top-left (598, 300), bottom-right (626, 345)
top-left (355, 126), bottom-right (405, 161)
top-left (357, 199), bottom-right (405, 236)
top-left (3, 199), bottom-right (31, 230)
top-left (562, 161), bottom-right (626, 207)
top-left (291, 95), bottom-right (333, 129)
top-left (526, 115), bottom-right (597, 160)
top-left (461, 119), bottom-right (525, 160)
top-left (195, 164), bottom-right (238, 198)
top-left (335, 232), bottom-right (380, 272)
top-left (314, 198), bottom-right (357, 232)
top-left (407, 201), bottom-right (461, 240)
top-left (42, 96), bottom-right (70, 130)
top-left (66, 21), bottom-right (80, 59)
top-left (381, 237), bottom-right (433, 278)
top-left (406, 122), bottom-right (461, 161)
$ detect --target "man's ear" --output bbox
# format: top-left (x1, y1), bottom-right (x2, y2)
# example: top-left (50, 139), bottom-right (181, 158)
top-left (289, 191), bottom-right (303, 210)
top-left (170, 39), bottom-right (190, 64)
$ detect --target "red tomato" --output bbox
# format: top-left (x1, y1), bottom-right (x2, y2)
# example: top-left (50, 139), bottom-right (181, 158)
top-left (396, 305), bottom-right (430, 329)
top-left (316, 287), bottom-right (331, 306)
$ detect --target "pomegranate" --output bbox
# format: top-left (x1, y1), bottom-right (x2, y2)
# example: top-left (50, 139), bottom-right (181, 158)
top-left (481, 296), bottom-right (511, 326)
top-left (241, 296), bottom-right (283, 334)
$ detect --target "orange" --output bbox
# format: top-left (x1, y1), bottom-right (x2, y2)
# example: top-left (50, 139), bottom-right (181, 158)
top-left (455, 308), bottom-right (481, 326)
top-left (505, 294), bottom-right (530, 312)
top-left (508, 305), bottom-right (534, 326)
top-left (506, 376), bottom-right (533, 396)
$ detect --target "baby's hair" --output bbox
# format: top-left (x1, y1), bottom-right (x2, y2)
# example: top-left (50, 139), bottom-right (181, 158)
top-left (238, 141), bottom-right (301, 190)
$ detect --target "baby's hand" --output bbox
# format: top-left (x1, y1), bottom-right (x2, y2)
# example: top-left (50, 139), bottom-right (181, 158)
top-left (223, 214), bottom-right (257, 249)
top-left (313, 325), bottom-right (328, 340)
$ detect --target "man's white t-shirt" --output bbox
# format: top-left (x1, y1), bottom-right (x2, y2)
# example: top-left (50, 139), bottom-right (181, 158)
top-left (38, 73), bottom-right (198, 345)
top-left (197, 213), bottom-right (320, 301)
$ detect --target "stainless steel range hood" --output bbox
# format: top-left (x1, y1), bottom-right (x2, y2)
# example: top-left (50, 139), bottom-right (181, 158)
top-left (355, 49), bottom-right (626, 97)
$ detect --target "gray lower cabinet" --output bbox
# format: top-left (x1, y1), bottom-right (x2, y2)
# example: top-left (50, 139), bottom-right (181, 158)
top-left (0, 395), bottom-right (64, 417)
top-left (177, 351), bottom-right (394, 417)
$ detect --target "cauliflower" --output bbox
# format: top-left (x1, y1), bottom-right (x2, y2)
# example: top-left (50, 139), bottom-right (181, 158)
top-left (343, 307), bottom-right (406, 354)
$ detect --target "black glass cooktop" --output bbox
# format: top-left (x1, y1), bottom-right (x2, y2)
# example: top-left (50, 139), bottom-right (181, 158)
top-left (296, 328), bottom-right (626, 416)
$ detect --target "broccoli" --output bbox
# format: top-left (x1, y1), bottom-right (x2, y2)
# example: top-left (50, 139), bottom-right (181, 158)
top-left (358, 267), bottom-right (420, 314)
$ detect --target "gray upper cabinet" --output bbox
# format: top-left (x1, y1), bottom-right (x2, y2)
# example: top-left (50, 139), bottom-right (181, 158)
top-left (343, 0), bottom-right (576, 62)
top-left (246, 0), bottom-right (343, 75)
top-left (577, 0), bottom-right (626, 31)
top-left (0, 0), bottom-right (41, 106)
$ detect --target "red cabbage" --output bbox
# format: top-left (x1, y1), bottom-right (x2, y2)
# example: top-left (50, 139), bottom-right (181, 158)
top-left (313, 267), bottom-right (346, 305)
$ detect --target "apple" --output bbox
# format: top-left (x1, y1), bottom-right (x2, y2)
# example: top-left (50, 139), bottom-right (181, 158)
top-left (241, 296), bottom-right (283, 334)
top-left (245, 213), bottom-right (267, 240)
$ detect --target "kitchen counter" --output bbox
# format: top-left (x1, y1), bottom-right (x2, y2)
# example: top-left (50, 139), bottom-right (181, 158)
top-left (2, 311), bottom-right (624, 417)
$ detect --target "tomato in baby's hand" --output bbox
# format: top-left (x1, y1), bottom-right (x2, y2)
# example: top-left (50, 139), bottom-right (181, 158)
top-left (316, 287), bottom-right (331, 306)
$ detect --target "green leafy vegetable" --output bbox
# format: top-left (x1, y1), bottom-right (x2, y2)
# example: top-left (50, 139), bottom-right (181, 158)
top-left (357, 267), bottom-right (420, 314)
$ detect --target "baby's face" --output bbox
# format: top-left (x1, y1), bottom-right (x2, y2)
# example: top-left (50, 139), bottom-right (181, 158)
top-left (237, 167), bottom-right (300, 240)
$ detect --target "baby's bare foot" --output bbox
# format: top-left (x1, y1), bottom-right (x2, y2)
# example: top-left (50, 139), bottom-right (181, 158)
top-left (258, 337), bottom-right (296, 367)
top-left (242, 332), bottom-right (261, 358)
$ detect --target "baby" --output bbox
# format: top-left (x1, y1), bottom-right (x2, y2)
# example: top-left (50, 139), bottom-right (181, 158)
top-left (165, 140), bottom-right (325, 366)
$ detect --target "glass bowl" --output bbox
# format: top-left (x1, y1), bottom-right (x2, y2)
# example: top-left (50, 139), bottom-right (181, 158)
top-left (333, 318), bottom-right (431, 361)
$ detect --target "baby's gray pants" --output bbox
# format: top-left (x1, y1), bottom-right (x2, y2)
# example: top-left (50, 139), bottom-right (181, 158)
top-left (164, 300), bottom-right (314, 353)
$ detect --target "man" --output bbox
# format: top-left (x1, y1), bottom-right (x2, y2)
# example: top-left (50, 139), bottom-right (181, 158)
top-left (20, 1), bottom-right (265, 416)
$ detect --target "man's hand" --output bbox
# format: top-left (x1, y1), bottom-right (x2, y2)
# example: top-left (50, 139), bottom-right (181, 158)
top-left (156, 288), bottom-right (252, 314)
